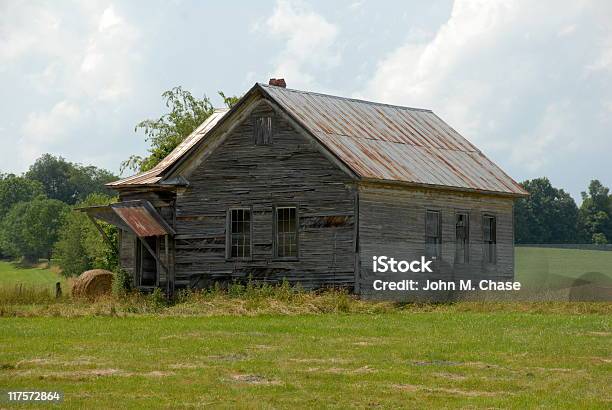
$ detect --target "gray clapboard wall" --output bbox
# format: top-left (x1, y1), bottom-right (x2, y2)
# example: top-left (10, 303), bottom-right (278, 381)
top-left (172, 102), bottom-right (356, 289)
top-left (357, 183), bottom-right (515, 300)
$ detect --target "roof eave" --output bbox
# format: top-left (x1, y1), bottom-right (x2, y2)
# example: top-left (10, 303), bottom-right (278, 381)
top-left (359, 177), bottom-right (529, 198)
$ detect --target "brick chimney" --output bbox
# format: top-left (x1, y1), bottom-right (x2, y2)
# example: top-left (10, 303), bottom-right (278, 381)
top-left (268, 78), bottom-right (286, 88)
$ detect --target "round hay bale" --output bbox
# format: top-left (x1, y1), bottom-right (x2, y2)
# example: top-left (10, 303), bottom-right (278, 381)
top-left (72, 269), bottom-right (114, 299)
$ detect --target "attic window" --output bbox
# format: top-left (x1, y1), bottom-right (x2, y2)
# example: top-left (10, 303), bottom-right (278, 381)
top-left (254, 116), bottom-right (273, 145)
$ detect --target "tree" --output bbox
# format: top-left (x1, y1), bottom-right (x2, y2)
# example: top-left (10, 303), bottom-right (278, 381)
top-left (579, 180), bottom-right (612, 243)
top-left (122, 87), bottom-right (239, 173)
top-left (0, 174), bottom-right (45, 219)
top-left (54, 193), bottom-right (118, 277)
top-left (0, 198), bottom-right (69, 263)
top-left (25, 154), bottom-right (116, 205)
top-left (514, 177), bottom-right (579, 244)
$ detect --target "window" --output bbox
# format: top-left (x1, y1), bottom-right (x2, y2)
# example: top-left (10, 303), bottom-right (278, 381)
top-left (425, 210), bottom-right (441, 258)
top-left (254, 116), bottom-right (273, 145)
top-left (228, 208), bottom-right (251, 258)
top-left (275, 207), bottom-right (298, 258)
top-left (455, 213), bottom-right (469, 264)
top-left (483, 215), bottom-right (496, 264)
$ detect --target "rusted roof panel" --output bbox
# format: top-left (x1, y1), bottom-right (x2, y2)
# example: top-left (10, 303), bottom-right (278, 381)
top-left (106, 83), bottom-right (526, 196)
top-left (77, 205), bottom-right (131, 231)
top-left (261, 84), bottom-right (526, 196)
top-left (108, 109), bottom-right (229, 187)
top-left (111, 201), bottom-right (175, 237)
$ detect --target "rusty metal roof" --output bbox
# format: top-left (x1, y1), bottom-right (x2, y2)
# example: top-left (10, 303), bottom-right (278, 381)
top-left (108, 83), bottom-right (526, 196)
top-left (261, 84), bottom-right (527, 196)
top-left (111, 201), bottom-right (175, 236)
top-left (108, 108), bottom-right (229, 187)
top-left (78, 200), bottom-right (175, 237)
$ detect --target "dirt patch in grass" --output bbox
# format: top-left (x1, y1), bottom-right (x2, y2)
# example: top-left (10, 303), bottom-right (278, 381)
top-left (392, 384), bottom-right (507, 397)
top-left (289, 357), bottom-right (351, 364)
top-left (586, 331), bottom-right (611, 336)
top-left (10, 368), bottom-right (175, 380)
top-left (411, 360), bottom-right (461, 367)
top-left (230, 374), bottom-right (281, 385)
top-left (304, 365), bottom-right (376, 374)
top-left (589, 357), bottom-right (611, 364)
top-left (168, 363), bottom-right (204, 370)
top-left (207, 353), bottom-right (248, 362)
top-left (16, 357), bottom-right (96, 367)
top-left (433, 372), bottom-right (468, 381)
top-left (160, 332), bottom-right (203, 340)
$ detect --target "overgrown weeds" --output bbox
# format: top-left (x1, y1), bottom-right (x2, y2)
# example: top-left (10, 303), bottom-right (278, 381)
top-left (1, 279), bottom-right (610, 318)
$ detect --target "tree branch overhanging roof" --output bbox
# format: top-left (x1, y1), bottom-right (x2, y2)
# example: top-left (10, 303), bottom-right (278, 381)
top-left (108, 83), bottom-right (528, 197)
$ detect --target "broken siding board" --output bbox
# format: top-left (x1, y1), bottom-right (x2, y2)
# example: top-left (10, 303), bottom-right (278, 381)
top-left (173, 102), bottom-right (356, 288)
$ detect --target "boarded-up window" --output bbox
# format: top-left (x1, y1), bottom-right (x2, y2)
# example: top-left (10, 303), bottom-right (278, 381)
top-left (425, 210), bottom-right (441, 258)
top-left (455, 213), bottom-right (469, 264)
top-left (483, 215), bottom-right (496, 264)
top-left (254, 116), bottom-right (273, 145)
top-left (228, 208), bottom-right (251, 258)
top-left (275, 207), bottom-right (298, 258)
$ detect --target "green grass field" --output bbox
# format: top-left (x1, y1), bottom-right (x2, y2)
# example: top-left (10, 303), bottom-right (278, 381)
top-left (1, 313), bottom-right (610, 409)
top-left (0, 249), bottom-right (610, 408)
top-left (0, 260), bottom-right (65, 289)
top-left (515, 246), bottom-right (612, 284)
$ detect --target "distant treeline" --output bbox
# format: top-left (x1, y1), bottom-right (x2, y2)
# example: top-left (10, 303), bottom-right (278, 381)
top-left (0, 87), bottom-right (240, 277)
top-left (515, 178), bottom-right (612, 245)
top-left (0, 154), bottom-right (118, 274)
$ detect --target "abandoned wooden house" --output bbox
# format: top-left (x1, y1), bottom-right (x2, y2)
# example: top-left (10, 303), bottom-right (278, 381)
top-left (83, 79), bottom-right (528, 299)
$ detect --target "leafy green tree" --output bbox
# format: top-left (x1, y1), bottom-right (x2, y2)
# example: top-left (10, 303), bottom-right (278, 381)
top-left (54, 193), bottom-right (118, 277)
top-left (218, 91), bottom-right (240, 108)
top-left (514, 177), bottom-right (579, 244)
top-left (25, 154), bottom-right (116, 205)
top-left (52, 212), bottom-right (90, 276)
top-left (122, 87), bottom-right (239, 173)
top-left (0, 198), bottom-right (69, 263)
top-left (0, 174), bottom-right (44, 219)
top-left (579, 180), bottom-right (612, 243)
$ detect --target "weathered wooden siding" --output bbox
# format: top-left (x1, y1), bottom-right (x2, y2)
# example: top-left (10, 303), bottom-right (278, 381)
top-left (119, 230), bottom-right (136, 284)
top-left (357, 183), bottom-right (515, 300)
top-left (173, 102), bottom-right (356, 289)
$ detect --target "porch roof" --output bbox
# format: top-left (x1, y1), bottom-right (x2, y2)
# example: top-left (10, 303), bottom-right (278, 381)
top-left (78, 200), bottom-right (175, 237)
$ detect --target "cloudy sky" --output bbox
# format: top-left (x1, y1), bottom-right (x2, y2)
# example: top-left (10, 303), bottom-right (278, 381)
top-left (1, 0), bottom-right (611, 201)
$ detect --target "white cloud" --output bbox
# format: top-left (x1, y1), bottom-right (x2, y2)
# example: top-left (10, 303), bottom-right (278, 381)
top-left (361, 0), bottom-right (612, 183)
top-left (78, 5), bottom-right (140, 101)
top-left (20, 100), bottom-right (83, 163)
top-left (265, 0), bottom-right (340, 89)
top-left (1, 2), bottom-right (139, 102)
top-left (0, 1), bottom-right (142, 170)
top-left (98, 5), bottom-right (121, 32)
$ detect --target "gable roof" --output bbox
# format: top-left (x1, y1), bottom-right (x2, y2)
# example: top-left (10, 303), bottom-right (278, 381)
top-left (109, 83), bottom-right (527, 196)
